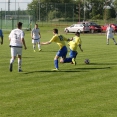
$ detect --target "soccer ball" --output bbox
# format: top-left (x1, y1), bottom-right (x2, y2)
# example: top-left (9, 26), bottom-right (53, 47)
top-left (84, 59), bottom-right (90, 64)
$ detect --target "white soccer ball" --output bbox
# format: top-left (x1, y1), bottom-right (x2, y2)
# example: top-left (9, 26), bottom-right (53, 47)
top-left (84, 59), bottom-right (90, 64)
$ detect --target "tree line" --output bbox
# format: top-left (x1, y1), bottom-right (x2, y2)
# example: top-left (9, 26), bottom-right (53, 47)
top-left (27, 0), bottom-right (117, 22)
top-left (1, 0), bottom-right (117, 23)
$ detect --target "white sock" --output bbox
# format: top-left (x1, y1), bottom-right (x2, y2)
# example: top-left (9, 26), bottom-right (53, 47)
top-left (33, 45), bottom-right (35, 50)
top-left (113, 38), bottom-right (117, 44)
top-left (10, 58), bottom-right (14, 64)
top-left (38, 44), bottom-right (41, 49)
top-left (18, 59), bottom-right (22, 69)
top-left (107, 39), bottom-right (109, 44)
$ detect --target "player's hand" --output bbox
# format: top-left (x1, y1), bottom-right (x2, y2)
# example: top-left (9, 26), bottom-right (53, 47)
top-left (41, 42), bottom-right (44, 45)
top-left (24, 46), bottom-right (27, 50)
top-left (71, 37), bottom-right (73, 41)
top-left (1, 41), bottom-right (3, 45)
top-left (81, 49), bottom-right (83, 52)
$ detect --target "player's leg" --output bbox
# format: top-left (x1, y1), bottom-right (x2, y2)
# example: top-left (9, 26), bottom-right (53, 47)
top-left (32, 39), bottom-right (36, 52)
top-left (53, 55), bottom-right (59, 70)
top-left (59, 46), bottom-right (68, 63)
top-left (18, 55), bottom-right (22, 72)
top-left (112, 38), bottom-right (117, 45)
top-left (53, 46), bottom-right (67, 70)
top-left (63, 49), bottom-right (73, 63)
top-left (17, 48), bottom-right (22, 72)
top-left (9, 47), bottom-right (16, 72)
top-left (62, 50), bottom-right (77, 65)
top-left (107, 38), bottom-right (109, 45)
top-left (60, 57), bottom-right (72, 63)
top-left (38, 39), bottom-right (42, 51)
top-left (71, 51), bottom-right (77, 65)
top-left (33, 43), bottom-right (36, 52)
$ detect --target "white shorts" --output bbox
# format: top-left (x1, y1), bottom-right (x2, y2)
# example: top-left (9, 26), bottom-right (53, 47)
top-left (107, 34), bottom-right (114, 39)
top-left (32, 39), bottom-right (40, 44)
top-left (11, 47), bottom-right (22, 57)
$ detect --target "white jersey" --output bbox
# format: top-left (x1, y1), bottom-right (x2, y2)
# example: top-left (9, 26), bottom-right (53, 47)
top-left (32, 28), bottom-right (40, 39)
top-left (106, 27), bottom-right (114, 39)
top-left (9, 28), bottom-right (24, 47)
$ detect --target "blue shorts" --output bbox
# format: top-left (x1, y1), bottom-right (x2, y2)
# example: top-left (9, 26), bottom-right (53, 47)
top-left (69, 49), bottom-right (77, 58)
top-left (56, 46), bottom-right (67, 58)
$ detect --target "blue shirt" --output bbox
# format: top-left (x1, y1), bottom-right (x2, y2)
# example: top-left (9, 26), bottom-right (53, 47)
top-left (0, 30), bottom-right (3, 37)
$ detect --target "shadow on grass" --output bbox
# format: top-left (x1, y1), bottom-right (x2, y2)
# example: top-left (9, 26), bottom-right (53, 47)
top-left (85, 63), bottom-right (117, 65)
top-left (23, 66), bottom-right (110, 74)
top-left (74, 67), bottom-right (111, 70)
top-left (22, 57), bottom-right (35, 58)
top-left (24, 70), bottom-right (86, 74)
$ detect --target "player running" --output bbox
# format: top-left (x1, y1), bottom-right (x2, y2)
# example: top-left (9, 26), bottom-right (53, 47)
top-left (63, 32), bottom-right (83, 65)
top-left (9, 22), bottom-right (27, 72)
top-left (41, 28), bottom-right (72, 71)
top-left (31, 24), bottom-right (42, 52)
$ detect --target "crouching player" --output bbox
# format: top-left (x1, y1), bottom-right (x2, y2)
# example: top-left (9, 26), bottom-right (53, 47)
top-left (60, 32), bottom-right (83, 65)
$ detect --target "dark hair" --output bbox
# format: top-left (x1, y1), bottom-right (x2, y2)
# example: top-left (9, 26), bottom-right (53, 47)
top-left (75, 32), bottom-right (80, 36)
top-left (53, 29), bottom-right (58, 34)
top-left (35, 24), bottom-right (38, 26)
top-left (17, 22), bottom-right (23, 28)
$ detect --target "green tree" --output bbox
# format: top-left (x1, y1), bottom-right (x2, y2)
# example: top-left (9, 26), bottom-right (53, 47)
top-left (113, 0), bottom-right (117, 19)
top-left (86, 0), bottom-right (103, 19)
top-left (73, 0), bottom-right (84, 22)
top-left (103, 0), bottom-right (116, 22)
top-left (28, 0), bottom-right (75, 22)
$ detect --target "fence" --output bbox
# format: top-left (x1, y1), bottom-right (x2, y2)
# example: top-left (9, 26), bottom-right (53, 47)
top-left (0, 1), bottom-right (86, 30)
top-left (0, 1), bottom-right (117, 31)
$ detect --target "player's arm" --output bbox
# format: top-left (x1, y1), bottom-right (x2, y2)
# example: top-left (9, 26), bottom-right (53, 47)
top-left (78, 44), bottom-right (83, 52)
top-left (31, 30), bottom-right (33, 39)
top-left (64, 36), bottom-right (73, 42)
top-left (8, 31), bottom-right (12, 41)
top-left (112, 28), bottom-right (115, 35)
top-left (41, 41), bottom-right (51, 45)
top-left (106, 28), bottom-right (108, 36)
top-left (21, 31), bottom-right (27, 49)
top-left (9, 38), bottom-right (11, 41)
top-left (39, 32), bottom-right (41, 38)
top-left (21, 38), bottom-right (27, 49)
top-left (67, 37), bottom-right (73, 41)
top-left (41, 36), bottom-right (55, 45)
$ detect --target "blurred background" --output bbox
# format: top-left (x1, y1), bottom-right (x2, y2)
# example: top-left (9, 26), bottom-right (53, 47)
top-left (0, 0), bottom-right (117, 31)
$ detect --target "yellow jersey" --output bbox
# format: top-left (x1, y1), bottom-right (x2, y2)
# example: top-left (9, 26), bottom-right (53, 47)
top-left (68, 36), bottom-right (82, 51)
top-left (49, 34), bottom-right (68, 49)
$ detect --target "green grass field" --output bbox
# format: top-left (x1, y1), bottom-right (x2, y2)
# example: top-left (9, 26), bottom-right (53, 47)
top-left (0, 28), bottom-right (117, 117)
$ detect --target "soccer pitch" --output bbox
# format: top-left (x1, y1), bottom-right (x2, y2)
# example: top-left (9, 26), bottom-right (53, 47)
top-left (0, 28), bottom-right (117, 117)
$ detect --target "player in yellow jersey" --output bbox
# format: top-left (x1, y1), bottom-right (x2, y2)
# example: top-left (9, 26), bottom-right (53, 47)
top-left (41, 28), bottom-right (72, 71)
top-left (63, 32), bottom-right (83, 65)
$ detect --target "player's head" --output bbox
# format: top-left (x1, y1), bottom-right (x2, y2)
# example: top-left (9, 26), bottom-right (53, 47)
top-left (53, 29), bottom-right (58, 34)
top-left (17, 22), bottom-right (23, 29)
top-left (108, 24), bottom-right (111, 27)
top-left (75, 32), bottom-right (80, 36)
top-left (35, 24), bottom-right (38, 29)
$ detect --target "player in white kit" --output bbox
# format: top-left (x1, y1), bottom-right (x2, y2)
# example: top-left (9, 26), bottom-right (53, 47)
top-left (9, 22), bottom-right (27, 72)
top-left (31, 24), bottom-right (41, 52)
top-left (106, 24), bottom-right (117, 45)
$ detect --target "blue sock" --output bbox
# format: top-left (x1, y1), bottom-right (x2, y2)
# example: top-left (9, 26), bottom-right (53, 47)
top-left (64, 58), bottom-right (72, 63)
top-left (54, 60), bottom-right (58, 69)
